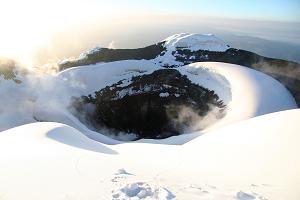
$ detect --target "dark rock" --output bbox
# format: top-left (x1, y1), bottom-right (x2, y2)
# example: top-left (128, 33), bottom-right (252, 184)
top-left (59, 42), bottom-right (166, 70)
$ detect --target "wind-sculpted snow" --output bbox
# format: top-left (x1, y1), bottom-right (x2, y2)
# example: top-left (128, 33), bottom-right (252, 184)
top-left (0, 109), bottom-right (299, 199)
top-left (182, 62), bottom-right (297, 131)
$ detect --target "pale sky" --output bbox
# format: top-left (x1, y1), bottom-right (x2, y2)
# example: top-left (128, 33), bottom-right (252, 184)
top-left (89, 0), bottom-right (300, 22)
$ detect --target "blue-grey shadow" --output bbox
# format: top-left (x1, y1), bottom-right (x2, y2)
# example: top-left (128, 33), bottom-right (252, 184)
top-left (46, 126), bottom-right (118, 155)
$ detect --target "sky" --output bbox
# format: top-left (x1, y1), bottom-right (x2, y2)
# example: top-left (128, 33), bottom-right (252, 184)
top-left (101, 0), bottom-right (300, 22)
top-left (0, 0), bottom-right (299, 66)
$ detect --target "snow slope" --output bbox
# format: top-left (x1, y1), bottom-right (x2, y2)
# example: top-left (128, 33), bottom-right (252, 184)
top-left (180, 62), bottom-right (297, 131)
top-left (163, 33), bottom-right (230, 52)
top-left (152, 33), bottom-right (229, 67)
top-left (0, 109), bottom-right (299, 200)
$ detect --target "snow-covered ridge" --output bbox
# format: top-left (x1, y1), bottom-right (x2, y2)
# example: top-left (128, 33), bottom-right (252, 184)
top-left (153, 33), bottom-right (230, 67)
top-left (59, 46), bottom-right (102, 66)
top-left (59, 33), bottom-right (230, 68)
top-left (78, 46), bottom-right (102, 60)
top-left (162, 33), bottom-right (230, 52)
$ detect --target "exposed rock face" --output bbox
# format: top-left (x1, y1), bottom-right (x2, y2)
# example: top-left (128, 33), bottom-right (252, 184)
top-left (71, 69), bottom-right (225, 139)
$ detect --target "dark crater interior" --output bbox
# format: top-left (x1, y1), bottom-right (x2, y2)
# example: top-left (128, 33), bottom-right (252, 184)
top-left (71, 69), bottom-right (226, 139)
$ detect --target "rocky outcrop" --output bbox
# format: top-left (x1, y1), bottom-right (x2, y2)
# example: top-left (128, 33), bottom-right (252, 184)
top-left (59, 43), bottom-right (166, 70)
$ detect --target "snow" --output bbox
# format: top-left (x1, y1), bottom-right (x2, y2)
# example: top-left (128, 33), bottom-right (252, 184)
top-left (0, 61), bottom-right (297, 144)
top-left (57, 60), bottom-right (160, 96)
top-left (159, 92), bottom-right (170, 97)
top-left (112, 84), bottom-right (169, 100)
top-left (236, 191), bottom-right (262, 200)
top-left (55, 61), bottom-right (296, 142)
top-left (0, 59), bottom-right (299, 199)
top-left (0, 109), bottom-right (299, 200)
top-left (60, 46), bottom-right (102, 64)
top-left (163, 33), bottom-right (230, 52)
top-left (180, 62), bottom-right (297, 131)
top-left (59, 33), bottom-right (229, 69)
top-left (112, 182), bottom-right (175, 200)
top-left (78, 46), bottom-right (102, 60)
top-left (1, 33), bottom-right (299, 199)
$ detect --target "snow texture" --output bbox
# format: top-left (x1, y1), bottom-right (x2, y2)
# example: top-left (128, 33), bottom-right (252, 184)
top-left (163, 33), bottom-right (230, 52)
top-left (0, 109), bottom-right (299, 199)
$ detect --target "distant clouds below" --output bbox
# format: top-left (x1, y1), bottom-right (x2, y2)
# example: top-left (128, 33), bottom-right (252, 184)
top-left (29, 14), bottom-right (300, 65)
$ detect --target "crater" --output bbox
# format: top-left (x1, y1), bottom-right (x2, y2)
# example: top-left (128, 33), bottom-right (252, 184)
top-left (70, 69), bottom-right (226, 140)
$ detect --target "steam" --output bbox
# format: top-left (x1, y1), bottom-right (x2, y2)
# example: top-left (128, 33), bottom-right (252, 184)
top-left (0, 59), bottom-right (81, 131)
top-left (252, 59), bottom-right (300, 79)
top-left (252, 59), bottom-right (300, 106)
top-left (108, 41), bottom-right (116, 49)
top-left (167, 104), bottom-right (225, 133)
top-left (32, 62), bottom-right (60, 75)
top-left (68, 99), bottom-right (138, 141)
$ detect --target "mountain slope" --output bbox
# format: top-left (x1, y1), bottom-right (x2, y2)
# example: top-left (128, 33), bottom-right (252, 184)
top-left (58, 33), bottom-right (300, 106)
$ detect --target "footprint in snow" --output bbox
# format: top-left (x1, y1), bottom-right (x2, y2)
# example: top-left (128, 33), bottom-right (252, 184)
top-left (115, 168), bottom-right (135, 176)
top-left (112, 182), bottom-right (175, 200)
top-left (111, 168), bottom-right (134, 182)
top-left (111, 169), bottom-right (175, 200)
top-left (179, 183), bottom-right (216, 195)
top-left (236, 191), bottom-right (268, 200)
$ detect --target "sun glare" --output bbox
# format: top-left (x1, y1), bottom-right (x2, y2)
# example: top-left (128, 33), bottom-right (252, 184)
top-left (0, 0), bottom-right (101, 66)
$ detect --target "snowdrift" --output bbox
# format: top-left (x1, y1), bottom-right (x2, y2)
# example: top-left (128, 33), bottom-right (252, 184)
top-left (0, 109), bottom-right (299, 200)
